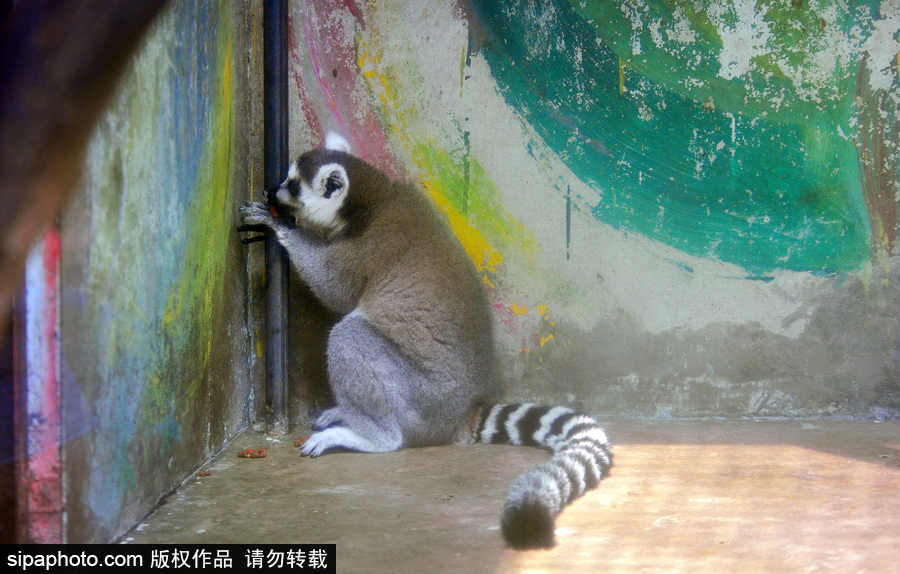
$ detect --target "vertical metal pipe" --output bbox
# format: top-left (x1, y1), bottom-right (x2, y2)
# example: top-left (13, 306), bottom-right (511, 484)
top-left (263, 0), bottom-right (289, 437)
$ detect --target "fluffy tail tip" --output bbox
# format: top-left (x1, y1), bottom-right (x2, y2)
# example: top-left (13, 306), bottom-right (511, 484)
top-left (501, 499), bottom-right (556, 549)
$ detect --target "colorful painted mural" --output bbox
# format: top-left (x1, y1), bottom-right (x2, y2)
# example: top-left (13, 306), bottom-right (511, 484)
top-left (296, 0), bottom-right (899, 277)
top-left (59, 0), bottom-right (258, 542)
top-left (474, 0), bottom-right (886, 275)
top-left (37, 0), bottom-right (900, 543)
top-left (288, 0), bottom-right (899, 415)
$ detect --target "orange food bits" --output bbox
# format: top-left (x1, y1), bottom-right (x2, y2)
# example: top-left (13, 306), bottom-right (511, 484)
top-left (238, 447), bottom-right (267, 459)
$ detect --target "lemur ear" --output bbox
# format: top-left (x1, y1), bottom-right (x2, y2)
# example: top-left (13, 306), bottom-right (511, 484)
top-left (325, 132), bottom-right (351, 153)
top-left (315, 164), bottom-right (348, 199)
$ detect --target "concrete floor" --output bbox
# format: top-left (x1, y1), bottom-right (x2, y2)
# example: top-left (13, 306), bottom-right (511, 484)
top-left (123, 420), bottom-right (900, 573)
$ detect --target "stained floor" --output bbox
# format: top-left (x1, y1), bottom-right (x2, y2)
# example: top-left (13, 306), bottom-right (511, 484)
top-left (123, 420), bottom-right (900, 573)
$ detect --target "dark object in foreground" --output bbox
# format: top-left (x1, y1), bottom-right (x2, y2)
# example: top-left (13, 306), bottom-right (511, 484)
top-left (0, 0), bottom-right (170, 343)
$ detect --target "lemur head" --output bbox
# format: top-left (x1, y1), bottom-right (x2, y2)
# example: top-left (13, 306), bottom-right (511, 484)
top-left (265, 132), bottom-right (365, 239)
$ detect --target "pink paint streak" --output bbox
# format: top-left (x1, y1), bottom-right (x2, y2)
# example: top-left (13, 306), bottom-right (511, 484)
top-left (295, 0), bottom-right (403, 178)
top-left (289, 17), bottom-right (324, 147)
top-left (18, 227), bottom-right (63, 543)
top-left (342, 0), bottom-right (366, 30)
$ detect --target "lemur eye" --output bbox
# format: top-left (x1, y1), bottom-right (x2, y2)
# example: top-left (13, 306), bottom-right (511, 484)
top-left (286, 179), bottom-right (300, 196)
top-left (323, 173), bottom-right (343, 198)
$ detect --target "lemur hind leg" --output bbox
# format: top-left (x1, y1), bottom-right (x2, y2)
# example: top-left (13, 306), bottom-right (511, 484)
top-left (300, 314), bottom-right (418, 457)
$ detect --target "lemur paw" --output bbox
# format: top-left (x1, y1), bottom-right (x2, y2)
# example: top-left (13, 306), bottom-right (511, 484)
top-left (312, 408), bottom-right (345, 431)
top-left (238, 201), bottom-right (274, 230)
top-left (299, 428), bottom-right (357, 457)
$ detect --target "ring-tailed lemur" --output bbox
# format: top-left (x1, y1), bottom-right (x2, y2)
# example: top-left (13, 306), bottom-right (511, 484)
top-left (238, 134), bottom-right (612, 549)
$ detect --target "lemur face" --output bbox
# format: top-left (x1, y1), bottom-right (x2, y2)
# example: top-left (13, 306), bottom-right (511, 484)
top-left (266, 158), bottom-right (350, 236)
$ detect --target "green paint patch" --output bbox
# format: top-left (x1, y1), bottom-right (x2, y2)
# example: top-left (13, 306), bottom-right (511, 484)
top-left (75, 0), bottom-right (242, 535)
top-left (141, 2), bottom-right (237, 451)
top-left (471, 0), bottom-right (874, 274)
top-left (411, 142), bottom-right (538, 271)
top-left (571, 0), bottom-right (876, 123)
top-left (354, 22), bottom-right (539, 274)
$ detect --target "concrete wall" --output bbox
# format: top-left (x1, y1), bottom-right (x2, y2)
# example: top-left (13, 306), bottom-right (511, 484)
top-left (287, 0), bottom-right (899, 419)
top-left (58, 0), bottom-right (264, 543)
top-left (33, 0), bottom-right (900, 543)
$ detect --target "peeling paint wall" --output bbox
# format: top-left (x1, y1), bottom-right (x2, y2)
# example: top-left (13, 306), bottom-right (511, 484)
top-left (58, 0), bottom-right (263, 543)
top-left (45, 0), bottom-right (900, 542)
top-left (288, 0), bottom-right (900, 420)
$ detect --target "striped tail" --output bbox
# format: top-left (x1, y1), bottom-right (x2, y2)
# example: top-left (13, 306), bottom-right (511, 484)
top-left (473, 403), bottom-right (613, 549)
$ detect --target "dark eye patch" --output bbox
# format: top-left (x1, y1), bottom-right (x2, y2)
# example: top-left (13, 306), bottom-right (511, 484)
top-left (286, 179), bottom-right (300, 196)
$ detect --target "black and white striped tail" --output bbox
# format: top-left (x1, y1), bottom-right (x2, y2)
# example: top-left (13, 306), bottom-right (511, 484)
top-left (474, 403), bottom-right (613, 549)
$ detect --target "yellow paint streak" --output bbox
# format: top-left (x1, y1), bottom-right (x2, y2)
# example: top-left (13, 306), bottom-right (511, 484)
top-left (421, 178), bottom-right (504, 272)
top-left (482, 276), bottom-right (495, 289)
top-left (535, 304), bottom-right (550, 316)
top-left (540, 334), bottom-right (555, 347)
top-left (356, 28), bottom-right (537, 275)
top-left (509, 302), bottom-right (529, 316)
top-left (356, 47), bottom-right (506, 273)
top-left (358, 47), bottom-right (402, 114)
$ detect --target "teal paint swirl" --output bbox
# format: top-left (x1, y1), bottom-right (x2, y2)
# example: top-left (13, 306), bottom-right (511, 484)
top-left (470, 0), bottom-right (876, 274)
